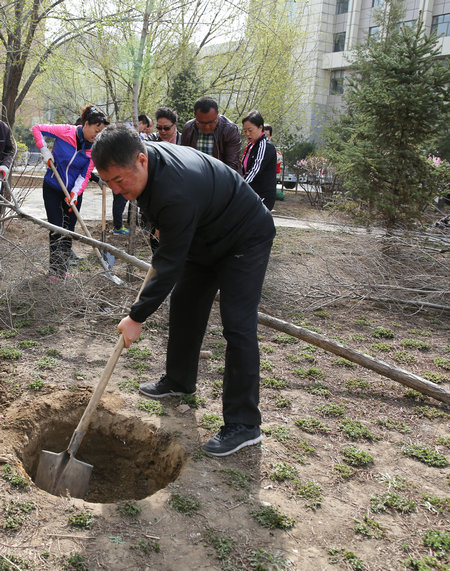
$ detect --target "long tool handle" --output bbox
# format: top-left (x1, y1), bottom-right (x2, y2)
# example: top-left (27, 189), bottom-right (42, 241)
top-left (67, 265), bottom-right (157, 456)
top-left (49, 161), bottom-right (109, 272)
top-left (101, 183), bottom-right (106, 237)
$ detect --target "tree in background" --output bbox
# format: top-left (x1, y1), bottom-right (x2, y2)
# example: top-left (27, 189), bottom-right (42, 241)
top-left (324, 0), bottom-right (450, 231)
top-left (167, 64), bottom-right (203, 127)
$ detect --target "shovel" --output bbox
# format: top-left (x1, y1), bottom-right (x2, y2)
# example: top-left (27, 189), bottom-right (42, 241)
top-left (100, 183), bottom-right (115, 268)
top-left (35, 265), bottom-right (157, 498)
top-left (48, 160), bottom-right (125, 286)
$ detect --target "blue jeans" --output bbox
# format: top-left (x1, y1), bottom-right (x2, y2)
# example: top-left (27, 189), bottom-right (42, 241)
top-left (166, 239), bottom-right (273, 426)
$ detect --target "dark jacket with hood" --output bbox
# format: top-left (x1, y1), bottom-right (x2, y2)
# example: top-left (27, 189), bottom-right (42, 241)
top-left (181, 115), bottom-right (243, 175)
top-left (129, 143), bottom-right (275, 323)
top-left (0, 120), bottom-right (14, 169)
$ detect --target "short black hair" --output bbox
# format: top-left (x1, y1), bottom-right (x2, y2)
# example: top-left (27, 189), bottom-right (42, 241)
top-left (242, 110), bottom-right (264, 129)
top-left (194, 97), bottom-right (218, 114)
top-left (264, 124), bottom-right (272, 136)
top-left (80, 105), bottom-right (110, 126)
top-left (138, 114), bottom-right (151, 127)
top-left (155, 106), bottom-right (178, 124)
top-left (92, 124), bottom-right (146, 171)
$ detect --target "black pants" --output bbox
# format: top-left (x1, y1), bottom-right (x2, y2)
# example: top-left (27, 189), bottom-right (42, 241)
top-left (112, 193), bottom-right (127, 229)
top-left (166, 239), bottom-right (273, 426)
top-left (43, 182), bottom-right (83, 275)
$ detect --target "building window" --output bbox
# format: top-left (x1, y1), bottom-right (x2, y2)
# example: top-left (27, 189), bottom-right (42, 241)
top-left (333, 32), bottom-right (346, 52)
top-left (372, 0), bottom-right (383, 6)
top-left (369, 26), bottom-right (380, 38)
top-left (431, 14), bottom-right (450, 37)
top-left (336, 0), bottom-right (349, 15)
top-left (330, 70), bottom-right (345, 95)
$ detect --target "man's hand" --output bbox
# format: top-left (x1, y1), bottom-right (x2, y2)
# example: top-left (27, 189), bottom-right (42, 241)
top-left (0, 166), bottom-right (9, 180)
top-left (64, 191), bottom-right (77, 212)
top-left (118, 316), bottom-right (142, 348)
top-left (40, 146), bottom-right (54, 167)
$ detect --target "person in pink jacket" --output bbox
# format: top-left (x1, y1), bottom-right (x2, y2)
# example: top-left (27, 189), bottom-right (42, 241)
top-left (32, 105), bottom-right (109, 281)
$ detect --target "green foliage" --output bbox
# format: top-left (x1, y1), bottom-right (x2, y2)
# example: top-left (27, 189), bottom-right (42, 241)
top-left (315, 402), bottom-right (346, 417)
top-left (305, 383), bottom-right (330, 398)
top-left (199, 413), bottom-right (222, 431)
top-left (137, 399), bottom-right (167, 416)
top-left (36, 325), bottom-right (57, 336)
top-left (402, 444), bottom-right (448, 467)
top-left (370, 492), bottom-right (416, 514)
top-left (434, 357), bottom-right (450, 371)
top-left (61, 552), bottom-right (88, 570)
top-left (0, 347), bottom-right (21, 360)
top-left (0, 330), bottom-right (17, 338)
top-left (246, 549), bottom-right (292, 570)
top-left (340, 418), bottom-right (376, 440)
top-left (2, 499), bottom-right (36, 530)
top-left (354, 515), bottom-right (385, 539)
top-left (413, 406), bottom-right (448, 420)
top-left (221, 468), bottom-right (253, 492)
top-left (178, 394), bottom-right (206, 408)
top-left (370, 342), bottom-right (392, 353)
top-left (126, 347), bottom-right (152, 359)
top-left (251, 504), bottom-right (295, 530)
top-left (275, 395), bottom-right (291, 408)
top-left (205, 529), bottom-right (232, 561)
top-left (166, 63), bottom-right (203, 127)
top-left (2, 464), bottom-right (29, 489)
top-left (313, 309), bottom-right (330, 319)
top-left (270, 462), bottom-right (298, 482)
top-left (130, 538), bottom-right (160, 554)
top-left (376, 418), bottom-right (410, 433)
top-left (68, 510), bottom-right (94, 529)
top-left (261, 425), bottom-right (291, 443)
top-left (333, 357), bottom-right (357, 368)
top-left (342, 446), bottom-right (374, 467)
top-left (345, 377), bottom-right (370, 391)
top-left (260, 359), bottom-right (275, 372)
top-left (118, 378), bottom-right (140, 392)
top-left (422, 371), bottom-right (449, 384)
top-left (372, 327), bottom-right (394, 339)
top-left (37, 356), bottom-right (58, 369)
top-left (28, 378), bottom-right (44, 391)
top-left (327, 547), bottom-right (365, 570)
top-left (0, 554), bottom-right (30, 570)
top-left (293, 366), bottom-right (326, 380)
top-left (401, 339), bottom-right (431, 351)
top-left (404, 555), bottom-right (446, 570)
top-left (333, 463), bottom-right (357, 479)
top-left (274, 333), bottom-right (299, 344)
top-left (117, 500), bottom-right (142, 517)
top-left (295, 416), bottom-right (331, 434)
top-left (261, 376), bottom-right (289, 389)
top-left (168, 493), bottom-right (201, 516)
top-left (18, 340), bottom-right (41, 349)
top-left (296, 481), bottom-right (323, 510)
top-left (395, 351), bottom-right (418, 365)
top-left (422, 529), bottom-right (450, 557)
top-left (46, 348), bottom-right (62, 357)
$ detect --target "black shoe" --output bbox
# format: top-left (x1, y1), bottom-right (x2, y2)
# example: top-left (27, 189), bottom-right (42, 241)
top-left (202, 424), bottom-right (262, 457)
top-left (139, 375), bottom-right (195, 399)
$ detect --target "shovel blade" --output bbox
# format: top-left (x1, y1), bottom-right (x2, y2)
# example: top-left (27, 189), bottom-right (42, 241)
top-left (101, 250), bottom-right (115, 269)
top-left (35, 450), bottom-right (93, 499)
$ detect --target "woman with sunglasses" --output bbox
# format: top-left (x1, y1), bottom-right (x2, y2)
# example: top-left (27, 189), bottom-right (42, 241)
top-left (32, 104), bottom-right (109, 281)
top-left (151, 107), bottom-right (181, 144)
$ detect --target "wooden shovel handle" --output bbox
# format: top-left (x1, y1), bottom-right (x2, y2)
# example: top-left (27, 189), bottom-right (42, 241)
top-left (67, 265), bottom-right (157, 456)
top-left (101, 183), bottom-right (106, 234)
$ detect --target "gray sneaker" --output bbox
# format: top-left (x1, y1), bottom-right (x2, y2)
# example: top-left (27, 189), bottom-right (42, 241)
top-left (202, 423), bottom-right (262, 456)
top-left (139, 375), bottom-right (195, 399)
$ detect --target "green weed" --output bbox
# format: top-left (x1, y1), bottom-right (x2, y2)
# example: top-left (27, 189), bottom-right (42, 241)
top-left (295, 416), bottom-right (331, 434)
top-left (286, 353), bottom-right (301, 363)
top-left (313, 309), bottom-right (330, 318)
top-left (68, 510), bottom-right (94, 529)
top-left (370, 342), bottom-right (392, 352)
top-left (333, 463), bottom-right (357, 479)
top-left (274, 333), bottom-right (299, 344)
top-left (211, 380), bottom-right (223, 398)
top-left (246, 549), bottom-right (292, 570)
top-left (296, 481), bottom-right (322, 510)
top-left (404, 555), bottom-right (446, 570)
top-left (327, 547), bottom-right (365, 570)
top-left (117, 500), bottom-right (141, 517)
top-left (178, 394), bottom-right (206, 408)
top-left (2, 499), bottom-right (36, 530)
top-left (126, 347), bottom-right (152, 359)
top-left (125, 360), bottom-right (151, 372)
top-left (354, 515), bottom-right (385, 539)
top-left (18, 340), bottom-right (41, 349)
top-left (0, 347), bottom-right (21, 360)
top-left (61, 552), bottom-right (88, 570)
top-left (221, 468), bottom-right (253, 492)
top-left (354, 315), bottom-right (371, 326)
top-left (260, 359), bottom-right (275, 372)
top-left (372, 326), bottom-right (394, 339)
top-left (413, 406), bottom-right (448, 420)
top-left (315, 402), bottom-right (346, 417)
top-left (376, 418), bottom-right (411, 433)
top-left (421, 495), bottom-right (450, 515)
top-left (37, 356), bottom-right (58, 369)
top-left (340, 418), bottom-right (376, 440)
top-left (341, 446), bottom-right (373, 467)
top-left (422, 371), bottom-right (449, 384)
top-left (261, 425), bottom-right (291, 443)
top-left (130, 538), bottom-right (160, 554)
top-left (270, 462), bottom-right (298, 482)
top-left (434, 357), bottom-right (450, 371)
top-left (333, 357), bottom-right (357, 368)
top-left (422, 529), bottom-right (450, 557)
top-left (199, 413), bottom-right (222, 431)
top-left (205, 528), bottom-right (232, 561)
top-left (293, 366), bottom-right (326, 380)
top-left (260, 344), bottom-right (275, 353)
top-left (118, 378), bottom-right (140, 392)
top-left (27, 378), bottom-right (44, 391)
top-left (0, 554), bottom-right (30, 570)
top-left (251, 504), bottom-right (295, 530)
top-left (407, 328), bottom-right (432, 337)
top-left (46, 348), bottom-right (62, 357)
top-left (401, 339), bottom-right (431, 351)
top-left (168, 493), bottom-right (201, 516)
top-left (261, 376), bottom-right (289, 389)
top-left (305, 383), bottom-right (330, 398)
top-left (402, 444), bottom-right (448, 467)
top-left (275, 395), bottom-right (291, 408)
top-left (36, 325), bottom-right (57, 336)
top-left (370, 492), bottom-right (416, 514)
top-left (2, 464), bottom-right (29, 489)
top-left (137, 399), bottom-right (167, 416)
top-left (0, 330), bottom-right (17, 338)
top-left (395, 351), bottom-right (418, 365)
top-left (436, 436), bottom-right (450, 447)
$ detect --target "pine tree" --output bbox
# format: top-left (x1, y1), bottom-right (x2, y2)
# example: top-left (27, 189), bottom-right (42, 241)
top-left (324, 1), bottom-right (450, 230)
top-left (167, 64), bottom-right (203, 128)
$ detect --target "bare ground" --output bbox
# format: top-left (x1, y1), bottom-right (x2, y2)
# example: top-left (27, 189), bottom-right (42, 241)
top-left (0, 190), bottom-right (449, 571)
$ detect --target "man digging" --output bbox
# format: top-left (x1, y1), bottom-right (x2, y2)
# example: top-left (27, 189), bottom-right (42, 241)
top-left (92, 124), bottom-right (275, 456)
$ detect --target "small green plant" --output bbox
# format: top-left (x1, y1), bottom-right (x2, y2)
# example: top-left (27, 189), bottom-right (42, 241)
top-left (275, 395), bottom-right (291, 408)
top-left (37, 325), bottom-right (57, 336)
top-left (211, 380), bottom-right (223, 398)
top-left (46, 348), bottom-right (62, 357)
top-left (354, 515), bottom-right (385, 539)
top-left (327, 547), bottom-right (365, 569)
top-left (421, 495), bottom-right (450, 515)
top-left (137, 399), bottom-right (167, 416)
top-left (168, 493), bottom-right (201, 516)
top-left (340, 418), bottom-right (376, 440)
top-left (333, 463), bottom-right (357, 479)
top-left (18, 340), bottom-right (41, 348)
top-left (376, 418), bottom-right (410, 433)
top-left (130, 537), bottom-right (160, 554)
top-left (370, 492), bottom-right (416, 514)
top-left (0, 554), bottom-right (30, 570)
top-left (286, 353), bottom-right (301, 363)
top-left (349, 333), bottom-right (367, 342)
top-left (293, 366), bottom-right (326, 380)
top-left (354, 315), bottom-right (371, 326)
top-left (402, 444), bottom-right (448, 467)
top-left (260, 344), bottom-right (275, 353)
top-left (407, 328), bottom-right (432, 337)
top-left (127, 346), bottom-right (152, 359)
top-left (117, 500), bottom-right (142, 517)
top-left (246, 549), bottom-right (292, 570)
top-left (404, 555), bottom-right (445, 570)
top-left (270, 462), bottom-right (298, 481)
top-left (199, 413), bottom-right (222, 431)
top-left (333, 357), bottom-right (357, 368)
top-left (2, 464), bottom-right (29, 488)
top-left (404, 389), bottom-right (425, 400)
top-left (314, 309), bottom-right (330, 318)
top-left (422, 529), bottom-right (450, 557)
top-left (295, 416), bottom-right (331, 434)
top-left (395, 351), bottom-right (418, 365)
top-left (178, 394), bottom-right (206, 408)
top-left (205, 528), bottom-right (232, 561)
top-left (261, 376), bottom-right (289, 389)
top-left (2, 499), bottom-right (36, 530)
top-left (370, 342), bottom-right (392, 352)
top-left (422, 371), bottom-right (449, 384)
top-left (274, 333), bottom-right (298, 344)
top-left (372, 326), bottom-right (394, 339)
top-left (305, 383), bottom-right (330, 398)
top-left (434, 357), bottom-right (450, 371)
top-left (436, 436), bottom-right (450, 447)
top-left (315, 402), bottom-right (346, 417)
top-left (296, 480), bottom-right (322, 510)
top-left (0, 329), bottom-right (17, 338)
top-left (0, 347), bottom-right (22, 360)
top-left (221, 467), bottom-right (254, 492)
top-left (341, 446), bottom-right (373, 467)
top-left (413, 406), bottom-right (448, 420)
top-left (61, 552), bottom-right (88, 570)
top-left (27, 378), bottom-right (44, 391)
top-left (37, 356), bottom-right (58, 369)
top-left (118, 378), bottom-right (140, 392)
top-left (68, 510), bottom-right (94, 529)
top-left (251, 504), bottom-right (295, 530)
top-left (126, 360), bottom-right (151, 372)
top-left (261, 425), bottom-right (291, 442)
top-left (401, 339), bottom-right (431, 351)
top-left (260, 359), bottom-right (275, 372)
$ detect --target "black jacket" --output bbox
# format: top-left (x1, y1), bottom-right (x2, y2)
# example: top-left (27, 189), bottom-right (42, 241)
top-left (241, 134), bottom-right (277, 210)
top-left (130, 143), bottom-right (275, 322)
top-left (181, 115), bottom-right (243, 175)
top-left (0, 120), bottom-right (14, 169)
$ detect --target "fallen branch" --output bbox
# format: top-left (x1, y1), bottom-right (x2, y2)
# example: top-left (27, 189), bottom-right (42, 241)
top-left (257, 312), bottom-right (450, 406)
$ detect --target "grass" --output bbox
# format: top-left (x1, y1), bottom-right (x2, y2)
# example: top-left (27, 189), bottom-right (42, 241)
top-left (402, 444), bottom-right (448, 467)
top-left (136, 399), bottom-right (167, 415)
top-left (168, 493), bottom-right (201, 516)
top-left (251, 504), bottom-right (295, 530)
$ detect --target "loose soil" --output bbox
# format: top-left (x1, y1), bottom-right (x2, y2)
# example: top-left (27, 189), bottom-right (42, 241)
top-left (0, 189), bottom-right (449, 571)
